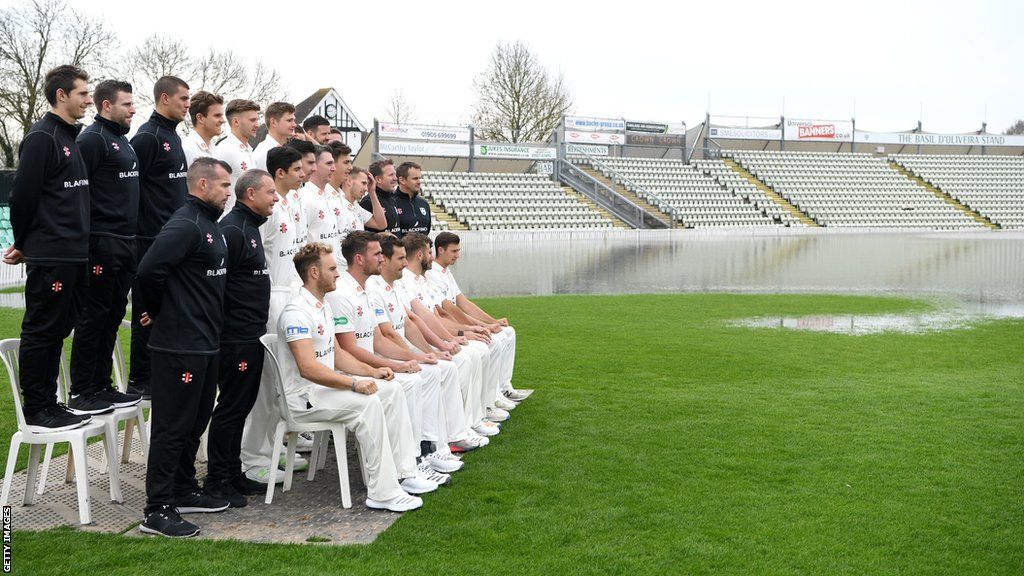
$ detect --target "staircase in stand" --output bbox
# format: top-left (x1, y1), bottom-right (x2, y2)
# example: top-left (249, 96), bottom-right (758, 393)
top-left (577, 166), bottom-right (681, 228)
top-left (888, 160), bottom-right (999, 230)
top-left (723, 159), bottom-right (819, 227)
top-left (562, 186), bottom-right (630, 228)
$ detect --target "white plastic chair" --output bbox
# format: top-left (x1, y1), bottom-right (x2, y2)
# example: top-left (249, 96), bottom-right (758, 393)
top-left (112, 319), bottom-right (151, 462)
top-left (260, 334), bottom-right (351, 508)
top-left (0, 338), bottom-right (122, 525)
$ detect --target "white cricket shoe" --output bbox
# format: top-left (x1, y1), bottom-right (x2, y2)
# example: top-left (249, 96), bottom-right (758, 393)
top-left (425, 451), bottom-right (464, 473)
top-left (366, 494), bottom-right (422, 512)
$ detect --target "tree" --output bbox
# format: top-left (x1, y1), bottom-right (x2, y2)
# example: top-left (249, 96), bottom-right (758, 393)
top-left (472, 41), bottom-right (572, 143)
top-left (0, 0), bottom-right (116, 166)
top-left (1004, 120), bottom-right (1024, 135)
top-left (385, 88), bottom-right (415, 124)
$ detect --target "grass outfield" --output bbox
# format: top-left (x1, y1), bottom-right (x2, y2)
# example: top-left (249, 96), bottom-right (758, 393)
top-left (3, 294), bottom-right (1023, 575)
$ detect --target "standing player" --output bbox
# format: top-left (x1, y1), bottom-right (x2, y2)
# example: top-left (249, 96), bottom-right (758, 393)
top-left (136, 157), bottom-right (233, 538)
top-left (4, 66), bottom-right (93, 430)
top-left (392, 162), bottom-right (431, 237)
top-left (128, 75), bottom-right (190, 398)
top-left (360, 159), bottom-right (399, 234)
top-left (428, 232), bottom-right (530, 402)
top-left (205, 169), bottom-right (277, 505)
top-left (252, 102), bottom-right (296, 171)
top-left (298, 145), bottom-right (338, 249)
top-left (302, 115), bottom-right (331, 144)
top-left (335, 165), bottom-right (387, 241)
top-left (214, 99), bottom-right (259, 214)
top-left (278, 242), bottom-right (432, 511)
top-left (67, 79), bottom-right (143, 414)
top-left (182, 91), bottom-right (224, 166)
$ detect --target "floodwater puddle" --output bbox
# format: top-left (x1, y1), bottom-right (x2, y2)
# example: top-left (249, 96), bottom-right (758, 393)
top-left (729, 303), bottom-right (1024, 335)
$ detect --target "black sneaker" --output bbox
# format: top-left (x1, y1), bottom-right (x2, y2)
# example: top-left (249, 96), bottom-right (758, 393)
top-left (67, 392), bottom-right (115, 415)
top-left (140, 505), bottom-right (200, 538)
top-left (231, 474), bottom-right (266, 496)
top-left (174, 489), bottom-right (230, 514)
top-left (126, 381), bottom-right (151, 400)
top-left (25, 403), bottom-right (92, 433)
top-left (93, 387), bottom-right (142, 408)
top-left (204, 481), bottom-right (247, 508)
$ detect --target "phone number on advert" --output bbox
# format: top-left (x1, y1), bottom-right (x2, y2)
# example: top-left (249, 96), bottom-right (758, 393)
top-left (421, 131), bottom-right (459, 140)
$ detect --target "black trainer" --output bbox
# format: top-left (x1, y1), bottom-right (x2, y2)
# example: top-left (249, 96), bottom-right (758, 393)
top-left (93, 387), bottom-right (142, 408)
top-left (231, 474), bottom-right (266, 496)
top-left (140, 505), bottom-right (200, 538)
top-left (204, 481), bottom-right (247, 508)
top-left (174, 489), bottom-right (230, 513)
top-left (126, 381), bottom-right (151, 400)
top-left (67, 392), bottom-right (115, 416)
top-left (25, 403), bottom-right (92, 433)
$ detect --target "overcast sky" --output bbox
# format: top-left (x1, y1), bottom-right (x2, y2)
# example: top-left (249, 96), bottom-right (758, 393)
top-left (7, 0), bottom-right (1022, 133)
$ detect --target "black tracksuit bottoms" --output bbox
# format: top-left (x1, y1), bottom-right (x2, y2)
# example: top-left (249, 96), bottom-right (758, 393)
top-left (129, 238), bottom-right (153, 389)
top-left (206, 342), bottom-right (265, 484)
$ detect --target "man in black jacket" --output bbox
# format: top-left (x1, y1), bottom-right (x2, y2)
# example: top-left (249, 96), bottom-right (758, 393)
top-left (3, 65), bottom-right (94, 432)
top-left (128, 75), bottom-right (190, 398)
top-left (204, 169), bottom-right (277, 504)
top-left (393, 161), bottom-right (432, 237)
top-left (68, 79), bottom-right (143, 414)
top-left (360, 158), bottom-right (400, 234)
top-left (136, 157), bottom-right (232, 538)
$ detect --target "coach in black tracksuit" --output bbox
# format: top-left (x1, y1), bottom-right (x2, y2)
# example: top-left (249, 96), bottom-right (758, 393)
top-left (68, 81), bottom-right (142, 412)
top-left (129, 107), bottom-right (189, 396)
top-left (205, 170), bottom-right (275, 503)
top-left (136, 157), bottom-right (232, 535)
top-left (7, 66), bottom-right (93, 430)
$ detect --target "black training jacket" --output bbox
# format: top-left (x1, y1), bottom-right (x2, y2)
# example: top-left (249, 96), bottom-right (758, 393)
top-left (131, 112), bottom-right (188, 240)
top-left (10, 112), bottom-right (90, 264)
top-left (78, 115), bottom-right (139, 246)
top-left (137, 195), bottom-right (226, 355)
top-left (360, 186), bottom-right (400, 234)
top-left (219, 201), bottom-right (270, 344)
top-left (392, 190), bottom-right (432, 237)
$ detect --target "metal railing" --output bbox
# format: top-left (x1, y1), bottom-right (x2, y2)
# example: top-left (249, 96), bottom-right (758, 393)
top-left (556, 160), bottom-right (670, 229)
top-left (578, 154), bottom-right (678, 223)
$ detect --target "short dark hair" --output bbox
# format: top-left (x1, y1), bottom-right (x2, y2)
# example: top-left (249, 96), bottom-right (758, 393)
top-left (266, 146), bottom-right (302, 180)
top-left (225, 98), bottom-right (260, 120)
top-left (285, 138), bottom-right (317, 157)
top-left (93, 79), bottom-right (132, 111)
top-left (153, 75), bottom-right (189, 103)
top-left (187, 156), bottom-right (232, 190)
top-left (341, 230), bottom-right (378, 266)
top-left (402, 232), bottom-right (431, 257)
top-left (434, 231), bottom-right (460, 253)
top-left (265, 101), bottom-right (295, 123)
top-left (349, 166), bottom-right (367, 179)
top-left (327, 141), bottom-right (352, 161)
top-left (293, 242), bottom-right (334, 282)
top-left (302, 115), bottom-right (330, 132)
top-left (378, 233), bottom-right (405, 259)
top-left (368, 158), bottom-right (394, 178)
top-left (314, 144), bottom-right (333, 160)
top-left (44, 65), bottom-right (89, 106)
top-left (235, 169), bottom-right (272, 201)
top-left (189, 90), bottom-right (224, 125)
top-left (396, 161), bottom-right (421, 180)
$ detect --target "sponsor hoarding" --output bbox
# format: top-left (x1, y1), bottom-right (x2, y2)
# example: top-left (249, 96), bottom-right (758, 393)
top-left (566, 143), bottom-right (610, 156)
top-left (626, 121), bottom-right (669, 134)
top-left (378, 140), bottom-right (469, 157)
top-left (708, 126), bottom-right (783, 140)
top-left (378, 122), bottom-right (471, 142)
top-left (783, 119), bottom-right (854, 142)
top-left (565, 130), bottom-right (626, 145)
top-left (854, 131), bottom-right (1024, 147)
top-left (564, 116), bottom-right (626, 132)
top-left (475, 144), bottom-right (557, 159)
top-left (626, 133), bottom-right (685, 147)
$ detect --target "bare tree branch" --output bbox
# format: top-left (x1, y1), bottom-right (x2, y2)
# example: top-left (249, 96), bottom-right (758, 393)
top-left (1004, 120), bottom-right (1024, 135)
top-left (385, 89), bottom-right (416, 124)
top-left (472, 41), bottom-right (572, 143)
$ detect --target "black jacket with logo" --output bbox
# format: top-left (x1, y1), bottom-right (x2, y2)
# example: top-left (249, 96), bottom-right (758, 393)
top-left (131, 112), bottom-right (188, 241)
top-left (359, 186), bottom-right (399, 234)
top-left (137, 196), bottom-right (226, 355)
top-left (78, 114), bottom-right (140, 268)
top-left (219, 201), bottom-right (270, 344)
top-left (392, 190), bottom-right (432, 237)
top-left (10, 112), bottom-right (90, 264)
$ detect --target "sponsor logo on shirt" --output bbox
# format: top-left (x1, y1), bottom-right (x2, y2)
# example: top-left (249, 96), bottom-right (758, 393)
top-left (374, 307), bottom-right (385, 316)
top-left (420, 207), bottom-right (427, 215)
top-left (334, 316), bottom-right (349, 326)
top-left (314, 345), bottom-right (333, 359)
top-left (286, 325), bottom-right (310, 335)
top-left (206, 268), bottom-right (227, 276)
top-left (168, 171), bottom-right (187, 179)
top-left (356, 330), bottom-right (374, 340)
top-left (64, 179), bottom-right (88, 188)
top-left (118, 170), bottom-right (139, 178)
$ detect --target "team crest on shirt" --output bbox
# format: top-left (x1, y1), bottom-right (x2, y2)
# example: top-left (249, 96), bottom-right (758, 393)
top-left (62, 146), bottom-right (70, 157)
top-left (333, 207), bottom-right (341, 216)
top-left (420, 207), bottom-right (427, 215)
top-left (280, 223), bottom-right (288, 233)
top-left (111, 142), bottom-right (120, 151)
top-left (238, 361), bottom-right (248, 372)
top-left (250, 238), bottom-right (257, 249)
top-left (181, 372), bottom-right (193, 384)
top-left (387, 302), bottom-right (394, 313)
top-left (317, 324), bottom-right (324, 336)
top-left (92, 265), bottom-right (103, 275)
top-left (163, 142), bottom-right (171, 152)
top-left (51, 281), bottom-right (62, 292)
top-left (206, 233), bottom-right (213, 244)
top-left (240, 161), bottom-right (248, 171)
top-left (318, 210), bottom-right (325, 220)
top-left (356, 306), bottom-right (363, 316)
top-left (396, 207), bottom-right (403, 215)
top-left (293, 212), bottom-right (300, 222)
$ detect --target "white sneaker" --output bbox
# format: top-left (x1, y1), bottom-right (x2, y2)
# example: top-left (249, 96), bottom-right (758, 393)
top-left (472, 420), bottom-right (500, 437)
top-left (485, 407), bottom-right (510, 422)
top-left (504, 388), bottom-right (531, 402)
top-left (366, 493), bottom-right (422, 512)
top-left (467, 430), bottom-right (490, 446)
top-left (425, 451), bottom-right (464, 473)
top-left (401, 470), bottom-right (439, 494)
top-left (416, 460), bottom-right (451, 485)
top-left (494, 396), bottom-right (517, 411)
top-left (291, 431), bottom-right (315, 453)
top-left (450, 435), bottom-right (486, 452)
top-left (279, 453), bottom-right (309, 472)
top-left (244, 466), bottom-right (284, 485)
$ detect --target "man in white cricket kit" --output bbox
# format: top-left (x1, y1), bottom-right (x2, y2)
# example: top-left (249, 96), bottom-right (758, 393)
top-left (252, 101), bottom-right (296, 171)
top-left (333, 163), bottom-right (387, 242)
top-left (182, 91), bottom-right (224, 166)
top-left (325, 232), bottom-right (457, 480)
top-left (277, 242), bottom-right (433, 511)
top-left (428, 232), bottom-right (531, 404)
top-left (367, 234), bottom-right (489, 453)
top-left (213, 99), bottom-right (259, 214)
top-left (397, 233), bottom-right (507, 433)
top-left (240, 146), bottom-right (308, 483)
top-left (298, 145), bottom-right (339, 250)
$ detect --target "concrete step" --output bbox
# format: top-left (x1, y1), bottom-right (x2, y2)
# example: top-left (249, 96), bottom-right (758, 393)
top-left (723, 159), bottom-right (819, 227)
top-left (561, 186), bottom-right (631, 228)
top-left (579, 166), bottom-right (680, 228)
top-left (888, 160), bottom-right (999, 230)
